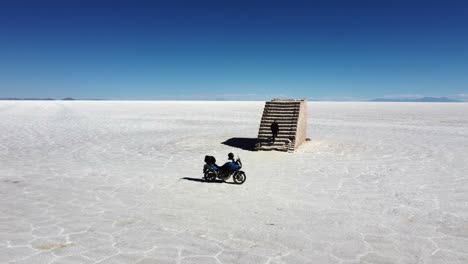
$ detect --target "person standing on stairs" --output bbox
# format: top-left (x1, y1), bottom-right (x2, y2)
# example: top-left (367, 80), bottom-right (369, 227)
top-left (270, 120), bottom-right (279, 142)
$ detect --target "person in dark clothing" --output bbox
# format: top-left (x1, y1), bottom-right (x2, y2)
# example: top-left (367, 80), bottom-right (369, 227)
top-left (270, 120), bottom-right (279, 141)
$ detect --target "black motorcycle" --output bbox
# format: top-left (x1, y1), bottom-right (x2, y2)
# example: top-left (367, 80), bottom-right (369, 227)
top-left (203, 155), bottom-right (246, 184)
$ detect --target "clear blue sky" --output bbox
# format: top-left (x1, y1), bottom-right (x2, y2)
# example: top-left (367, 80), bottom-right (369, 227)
top-left (1, 0), bottom-right (468, 100)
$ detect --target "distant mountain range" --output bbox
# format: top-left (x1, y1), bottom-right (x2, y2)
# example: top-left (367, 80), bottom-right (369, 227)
top-left (0, 98), bottom-right (55, 100)
top-left (0, 98), bottom-right (74, 100)
top-left (369, 97), bottom-right (462, 102)
top-left (0, 98), bottom-right (106, 101)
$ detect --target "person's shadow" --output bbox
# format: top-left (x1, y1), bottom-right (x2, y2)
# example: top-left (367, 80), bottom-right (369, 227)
top-left (221, 137), bottom-right (257, 151)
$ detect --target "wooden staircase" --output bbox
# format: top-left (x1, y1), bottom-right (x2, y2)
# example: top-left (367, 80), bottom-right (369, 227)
top-left (255, 99), bottom-right (307, 152)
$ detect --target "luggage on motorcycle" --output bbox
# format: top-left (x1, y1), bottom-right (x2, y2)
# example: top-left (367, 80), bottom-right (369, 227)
top-left (204, 155), bottom-right (216, 164)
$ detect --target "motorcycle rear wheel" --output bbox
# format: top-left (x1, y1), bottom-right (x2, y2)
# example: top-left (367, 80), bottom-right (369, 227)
top-left (204, 171), bottom-right (216, 182)
top-left (233, 171), bottom-right (246, 184)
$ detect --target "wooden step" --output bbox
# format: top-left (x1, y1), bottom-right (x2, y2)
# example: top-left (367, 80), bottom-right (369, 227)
top-left (256, 146), bottom-right (289, 151)
top-left (258, 136), bottom-right (295, 141)
top-left (263, 111), bottom-right (299, 114)
top-left (262, 114), bottom-right (299, 119)
top-left (264, 106), bottom-right (300, 110)
top-left (259, 126), bottom-right (297, 130)
top-left (262, 117), bottom-right (298, 120)
top-left (260, 120), bottom-right (298, 124)
top-left (261, 121), bottom-right (297, 126)
top-left (258, 135), bottom-right (295, 139)
top-left (261, 119), bottom-right (298, 124)
top-left (260, 122), bottom-right (297, 126)
top-left (263, 112), bottom-right (298, 116)
top-left (264, 109), bottom-right (299, 113)
top-left (262, 112), bottom-right (299, 116)
top-left (257, 138), bottom-right (295, 142)
top-left (258, 134), bottom-right (291, 139)
top-left (256, 141), bottom-right (290, 146)
top-left (266, 102), bottom-right (301, 106)
top-left (259, 127), bottom-right (297, 131)
top-left (260, 124), bottom-right (297, 128)
top-left (265, 104), bottom-right (301, 108)
top-left (257, 142), bottom-right (289, 145)
top-left (255, 145), bottom-right (290, 152)
top-left (258, 132), bottom-right (296, 137)
top-left (259, 131), bottom-right (295, 135)
top-left (262, 116), bottom-right (298, 120)
top-left (265, 105), bottom-right (300, 109)
top-left (263, 109), bottom-right (299, 112)
top-left (264, 105), bottom-right (300, 109)
top-left (260, 126), bottom-right (297, 130)
top-left (264, 107), bottom-right (300, 111)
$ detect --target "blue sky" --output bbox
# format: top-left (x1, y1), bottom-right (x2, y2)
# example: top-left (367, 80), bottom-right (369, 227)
top-left (1, 0), bottom-right (468, 100)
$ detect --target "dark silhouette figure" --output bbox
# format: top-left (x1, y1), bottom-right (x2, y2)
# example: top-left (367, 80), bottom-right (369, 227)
top-left (270, 120), bottom-right (279, 142)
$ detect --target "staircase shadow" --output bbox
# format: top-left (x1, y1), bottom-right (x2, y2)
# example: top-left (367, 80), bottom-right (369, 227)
top-left (221, 137), bottom-right (258, 151)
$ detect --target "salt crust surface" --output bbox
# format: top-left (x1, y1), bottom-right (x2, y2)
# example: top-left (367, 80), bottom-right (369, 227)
top-left (1, 101), bottom-right (467, 264)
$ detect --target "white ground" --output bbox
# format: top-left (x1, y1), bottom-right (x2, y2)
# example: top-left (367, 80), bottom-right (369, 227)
top-left (1, 101), bottom-right (468, 264)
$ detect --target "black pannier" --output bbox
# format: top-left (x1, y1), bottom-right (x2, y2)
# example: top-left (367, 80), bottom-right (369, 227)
top-left (204, 155), bottom-right (216, 164)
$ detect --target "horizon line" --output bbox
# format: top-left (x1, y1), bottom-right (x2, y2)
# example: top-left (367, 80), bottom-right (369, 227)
top-left (0, 98), bottom-right (466, 103)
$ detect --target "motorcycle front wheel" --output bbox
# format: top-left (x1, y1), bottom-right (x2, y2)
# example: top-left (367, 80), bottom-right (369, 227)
top-left (204, 171), bottom-right (216, 182)
top-left (233, 171), bottom-right (246, 184)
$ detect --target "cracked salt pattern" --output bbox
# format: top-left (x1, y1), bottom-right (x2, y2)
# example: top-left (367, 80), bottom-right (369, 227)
top-left (1, 101), bottom-right (468, 264)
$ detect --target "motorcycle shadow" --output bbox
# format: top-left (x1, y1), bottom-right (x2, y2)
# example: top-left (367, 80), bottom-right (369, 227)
top-left (181, 177), bottom-right (237, 184)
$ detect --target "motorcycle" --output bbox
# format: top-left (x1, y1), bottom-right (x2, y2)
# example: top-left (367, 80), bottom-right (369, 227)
top-left (203, 155), bottom-right (246, 184)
